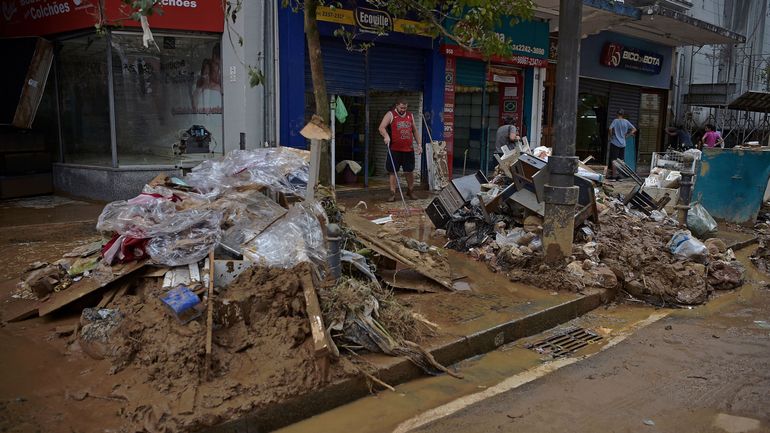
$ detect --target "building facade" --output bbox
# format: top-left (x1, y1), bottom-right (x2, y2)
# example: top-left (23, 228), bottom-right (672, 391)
top-left (1, 0), bottom-right (277, 200)
top-left (676, 0), bottom-right (770, 146)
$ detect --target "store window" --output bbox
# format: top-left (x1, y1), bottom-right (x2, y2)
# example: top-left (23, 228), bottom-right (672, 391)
top-left (111, 33), bottom-right (223, 166)
top-left (58, 35), bottom-right (111, 166)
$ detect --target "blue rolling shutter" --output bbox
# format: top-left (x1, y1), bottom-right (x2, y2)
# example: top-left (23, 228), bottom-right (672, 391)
top-left (305, 38), bottom-right (365, 96)
top-left (456, 58), bottom-right (485, 87)
top-left (368, 44), bottom-right (425, 91)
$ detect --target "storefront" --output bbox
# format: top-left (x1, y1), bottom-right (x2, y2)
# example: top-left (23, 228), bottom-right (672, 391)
top-left (574, 31), bottom-right (673, 171)
top-left (279, 1), bottom-right (444, 187)
top-left (440, 19), bottom-right (549, 175)
top-left (1, 0), bottom-right (229, 200)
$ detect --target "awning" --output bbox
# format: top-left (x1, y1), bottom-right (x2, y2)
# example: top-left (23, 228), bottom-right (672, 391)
top-left (534, 0), bottom-right (640, 36)
top-left (728, 91), bottom-right (770, 113)
top-left (611, 6), bottom-right (746, 46)
top-left (535, 1), bottom-right (745, 47)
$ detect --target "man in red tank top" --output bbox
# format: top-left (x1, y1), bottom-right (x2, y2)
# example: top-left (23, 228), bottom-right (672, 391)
top-left (378, 98), bottom-right (422, 201)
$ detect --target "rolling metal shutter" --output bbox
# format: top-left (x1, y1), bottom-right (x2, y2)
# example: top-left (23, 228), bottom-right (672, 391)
top-left (607, 82), bottom-right (641, 128)
top-left (456, 58), bottom-right (486, 87)
top-left (305, 38), bottom-right (365, 96)
top-left (368, 44), bottom-right (425, 91)
top-left (578, 78), bottom-right (641, 126)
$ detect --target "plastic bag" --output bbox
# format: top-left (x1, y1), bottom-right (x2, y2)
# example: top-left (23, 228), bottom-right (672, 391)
top-left (242, 203), bottom-right (326, 268)
top-left (495, 228), bottom-right (534, 247)
top-left (687, 203), bottom-right (718, 238)
top-left (146, 211), bottom-right (223, 266)
top-left (683, 148), bottom-right (702, 160)
top-left (661, 171), bottom-right (681, 189)
top-left (668, 230), bottom-right (708, 261)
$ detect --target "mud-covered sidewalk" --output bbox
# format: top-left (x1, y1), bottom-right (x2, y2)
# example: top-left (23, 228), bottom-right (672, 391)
top-left (0, 194), bottom-right (603, 433)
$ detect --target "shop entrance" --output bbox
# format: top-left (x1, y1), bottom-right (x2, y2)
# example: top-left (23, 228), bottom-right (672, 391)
top-left (575, 93), bottom-right (609, 163)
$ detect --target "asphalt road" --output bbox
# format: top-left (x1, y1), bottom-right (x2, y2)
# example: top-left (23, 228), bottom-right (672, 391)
top-left (410, 277), bottom-right (770, 433)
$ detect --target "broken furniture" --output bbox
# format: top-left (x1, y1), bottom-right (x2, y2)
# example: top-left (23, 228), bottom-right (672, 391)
top-left (613, 159), bottom-right (671, 215)
top-left (508, 154), bottom-right (599, 226)
top-left (425, 171), bottom-right (488, 229)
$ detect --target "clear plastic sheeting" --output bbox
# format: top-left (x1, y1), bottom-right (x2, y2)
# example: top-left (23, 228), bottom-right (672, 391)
top-left (146, 212), bottom-right (222, 266)
top-left (243, 203), bottom-right (327, 269)
top-left (183, 147), bottom-right (310, 198)
top-left (98, 195), bottom-right (220, 241)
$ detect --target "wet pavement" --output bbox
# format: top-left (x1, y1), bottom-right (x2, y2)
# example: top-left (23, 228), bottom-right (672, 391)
top-left (397, 248), bottom-right (770, 433)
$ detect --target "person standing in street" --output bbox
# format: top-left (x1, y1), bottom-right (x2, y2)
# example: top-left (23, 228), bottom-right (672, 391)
top-left (665, 125), bottom-right (693, 150)
top-left (378, 98), bottom-right (422, 202)
top-left (699, 123), bottom-right (724, 149)
top-left (607, 109), bottom-right (636, 180)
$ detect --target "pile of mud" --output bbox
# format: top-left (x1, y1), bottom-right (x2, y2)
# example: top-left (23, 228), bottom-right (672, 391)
top-left (483, 202), bottom-right (743, 306)
top-left (80, 264), bottom-right (353, 432)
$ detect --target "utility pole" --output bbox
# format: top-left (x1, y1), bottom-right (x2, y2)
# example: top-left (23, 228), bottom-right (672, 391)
top-left (542, 0), bottom-right (581, 263)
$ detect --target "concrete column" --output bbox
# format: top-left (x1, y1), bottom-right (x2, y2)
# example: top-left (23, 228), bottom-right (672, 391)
top-left (222, 0), bottom-right (266, 151)
top-left (543, 0), bottom-right (581, 263)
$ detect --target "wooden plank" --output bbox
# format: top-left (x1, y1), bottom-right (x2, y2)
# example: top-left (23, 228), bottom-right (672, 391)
top-left (299, 268), bottom-right (336, 382)
top-left (205, 251), bottom-right (215, 380)
top-left (2, 299), bottom-right (38, 322)
top-left (300, 271), bottom-right (331, 358)
top-left (377, 269), bottom-right (440, 293)
top-left (38, 260), bottom-right (148, 316)
top-left (345, 214), bottom-right (454, 290)
top-left (13, 38), bottom-right (54, 129)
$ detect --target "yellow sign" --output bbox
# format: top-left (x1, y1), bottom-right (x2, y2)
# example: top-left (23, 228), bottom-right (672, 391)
top-left (317, 6), bottom-right (355, 26)
top-left (316, 6), bottom-right (431, 38)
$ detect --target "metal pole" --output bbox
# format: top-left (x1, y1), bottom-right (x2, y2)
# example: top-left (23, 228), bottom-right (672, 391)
top-left (331, 95), bottom-right (336, 188)
top-left (364, 52), bottom-right (370, 188)
top-left (543, 0), bottom-right (581, 263)
top-left (106, 30), bottom-right (119, 168)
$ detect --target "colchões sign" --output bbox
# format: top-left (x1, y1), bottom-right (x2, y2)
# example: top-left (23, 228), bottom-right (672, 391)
top-left (601, 42), bottom-right (663, 74)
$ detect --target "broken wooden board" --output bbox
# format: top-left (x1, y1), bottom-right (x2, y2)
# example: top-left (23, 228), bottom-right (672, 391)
top-left (38, 260), bottom-right (148, 316)
top-left (377, 269), bottom-right (441, 293)
top-left (205, 251), bottom-right (215, 381)
top-left (299, 270), bottom-right (334, 359)
top-left (299, 267), bottom-right (337, 382)
top-left (345, 214), bottom-right (454, 290)
top-left (2, 298), bottom-right (39, 322)
top-left (213, 259), bottom-right (251, 287)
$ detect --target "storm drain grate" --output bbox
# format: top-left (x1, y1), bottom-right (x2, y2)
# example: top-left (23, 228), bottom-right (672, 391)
top-left (526, 327), bottom-right (602, 358)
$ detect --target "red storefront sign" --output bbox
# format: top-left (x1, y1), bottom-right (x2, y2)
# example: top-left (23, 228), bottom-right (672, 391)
top-left (1, 0), bottom-right (224, 37)
top-left (443, 55), bottom-right (456, 178)
top-left (440, 44), bottom-right (548, 68)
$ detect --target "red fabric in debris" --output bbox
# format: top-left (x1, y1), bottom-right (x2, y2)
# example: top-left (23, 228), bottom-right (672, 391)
top-left (101, 233), bottom-right (150, 265)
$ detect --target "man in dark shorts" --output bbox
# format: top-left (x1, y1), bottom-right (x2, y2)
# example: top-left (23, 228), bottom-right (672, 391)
top-left (378, 98), bottom-right (422, 201)
top-left (607, 109), bottom-right (636, 180)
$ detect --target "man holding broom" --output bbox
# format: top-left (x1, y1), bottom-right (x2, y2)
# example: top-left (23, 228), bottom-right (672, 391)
top-left (378, 98), bottom-right (422, 202)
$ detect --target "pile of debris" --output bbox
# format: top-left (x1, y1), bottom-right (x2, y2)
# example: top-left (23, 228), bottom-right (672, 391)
top-left (12, 147), bottom-right (459, 431)
top-left (426, 146), bottom-right (745, 307)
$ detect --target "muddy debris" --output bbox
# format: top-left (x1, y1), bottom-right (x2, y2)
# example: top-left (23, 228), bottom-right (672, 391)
top-left (6, 146), bottom-right (465, 432)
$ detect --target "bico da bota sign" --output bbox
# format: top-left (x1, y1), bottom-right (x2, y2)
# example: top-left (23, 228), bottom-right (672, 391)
top-left (601, 42), bottom-right (663, 74)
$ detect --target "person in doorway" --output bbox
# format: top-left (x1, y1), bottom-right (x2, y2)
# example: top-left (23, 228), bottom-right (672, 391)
top-left (607, 109), bottom-right (637, 180)
top-left (665, 125), bottom-right (693, 150)
top-left (494, 117), bottom-right (521, 155)
top-left (378, 98), bottom-right (422, 202)
top-left (699, 123), bottom-right (724, 148)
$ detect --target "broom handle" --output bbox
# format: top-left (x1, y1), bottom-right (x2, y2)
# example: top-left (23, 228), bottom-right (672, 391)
top-left (422, 114), bottom-right (435, 144)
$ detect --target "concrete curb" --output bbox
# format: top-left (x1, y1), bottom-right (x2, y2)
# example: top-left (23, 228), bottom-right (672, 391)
top-left (207, 289), bottom-right (609, 433)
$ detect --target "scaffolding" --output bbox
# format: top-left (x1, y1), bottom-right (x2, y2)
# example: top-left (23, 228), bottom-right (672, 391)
top-left (679, 38), bottom-right (770, 147)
